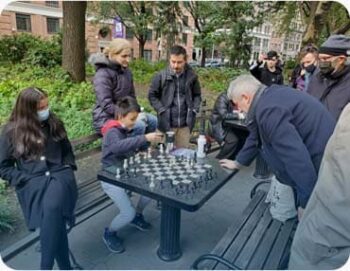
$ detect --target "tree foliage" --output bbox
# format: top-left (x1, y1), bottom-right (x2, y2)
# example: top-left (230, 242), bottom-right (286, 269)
top-left (270, 1), bottom-right (350, 46)
top-left (88, 1), bottom-right (155, 58)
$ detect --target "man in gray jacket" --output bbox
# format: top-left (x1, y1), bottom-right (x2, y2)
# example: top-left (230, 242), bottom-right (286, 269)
top-left (289, 103), bottom-right (350, 270)
top-left (307, 35), bottom-right (350, 121)
top-left (148, 45), bottom-right (201, 148)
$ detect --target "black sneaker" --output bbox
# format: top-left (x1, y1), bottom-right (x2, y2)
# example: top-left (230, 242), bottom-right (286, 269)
top-left (130, 213), bottom-right (152, 231)
top-left (102, 228), bottom-right (125, 253)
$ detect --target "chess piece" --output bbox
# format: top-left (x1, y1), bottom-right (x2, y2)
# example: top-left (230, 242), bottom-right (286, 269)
top-left (159, 144), bottom-right (164, 154)
top-left (133, 167), bottom-right (137, 177)
top-left (197, 135), bottom-right (207, 158)
top-left (115, 168), bottom-right (121, 179)
top-left (149, 174), bottom-right (155, 189)
top-left (130, 156), bottom-right (134, 165)
top-left (123, 159), bottom-right (128, 170)
top-left (147, 148), bottom-right (152, 159)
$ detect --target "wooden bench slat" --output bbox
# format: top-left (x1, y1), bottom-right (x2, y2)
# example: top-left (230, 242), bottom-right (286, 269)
top-left (71, 133), bottom-right (100, 147)
top-left (214, 199), bottom-right (269, 269)
top-left (263, 218), bottom-right (297, 269)
top-left (234, 206), bottom-right (273, 269)
top-left (247, 219), bottom-right (282, 269)
top-left (199, 190), bottom-right (266, 269)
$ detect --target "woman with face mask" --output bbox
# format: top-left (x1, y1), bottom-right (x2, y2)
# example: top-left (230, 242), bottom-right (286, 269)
top-left (0, 87), bottom-right (78, 270)
top-left (91, 38), bottom-right (157, 139)
top-left (290, 44), bottom-right (319, 92)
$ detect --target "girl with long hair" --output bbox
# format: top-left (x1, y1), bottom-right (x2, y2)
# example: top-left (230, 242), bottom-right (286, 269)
top-left (0, 87), bottom-right (78, 270)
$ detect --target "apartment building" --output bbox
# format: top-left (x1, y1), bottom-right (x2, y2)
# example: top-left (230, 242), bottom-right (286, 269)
top-left (0, 1), bottom-right (196, 62)
top-left (249, 13), bottom-right (304, 62)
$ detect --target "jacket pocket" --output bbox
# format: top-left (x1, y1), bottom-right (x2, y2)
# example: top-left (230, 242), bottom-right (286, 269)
top-left (158, 109), bottom-right (170, 132)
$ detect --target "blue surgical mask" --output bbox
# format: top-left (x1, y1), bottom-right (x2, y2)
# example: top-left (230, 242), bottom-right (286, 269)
top-left (37, 108), bottom-right (50, 122)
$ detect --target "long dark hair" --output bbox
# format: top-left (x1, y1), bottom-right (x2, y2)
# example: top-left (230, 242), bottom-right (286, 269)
top-left (5, 87), bottom-right (67, 159)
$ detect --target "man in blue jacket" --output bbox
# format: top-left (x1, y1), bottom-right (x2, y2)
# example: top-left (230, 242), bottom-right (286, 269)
top-left (220, 75), bottom-right (335, 217)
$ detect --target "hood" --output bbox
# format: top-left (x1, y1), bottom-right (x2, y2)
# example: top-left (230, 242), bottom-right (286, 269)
top-left (88, 53), bottom-right (123, 72)
top-left (101, 120), bottom-right (122, 136)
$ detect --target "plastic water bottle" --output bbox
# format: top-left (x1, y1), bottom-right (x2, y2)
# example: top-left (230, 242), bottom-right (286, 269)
top-left (197, 135), bottom-right (206, 158)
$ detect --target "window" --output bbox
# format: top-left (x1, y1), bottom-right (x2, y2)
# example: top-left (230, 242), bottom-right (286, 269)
top-left (257, 25), bottom-right (262, 33)
top-left (182, 33), bottom-right (188, 45)
top-left (47, 17), bottom-right (59, 33)
top-left (144, 50), bottom-right (152, 61)
top-left (254, 37), bottom-right (261, 47)
top-left (289, 43), bottom-right (294, 50)
top-left (264, 25), bottom-right (270, 34)
top-left (146, 29), bottom-right (152, 41)
top-left (46, 1), bottom-right (59, 8)
top-left (183, 16), bottom-right (189, 27)
top-left (16, 13), bottom-right (31, 32)
top-left (125, 27), bottom-right (134, 39)
top-left (263, 39), bottom-right (269, 49)
top-left (283, 42), bottom-right (288, 51)
top-left (295, 44), bottom-right (299, 51)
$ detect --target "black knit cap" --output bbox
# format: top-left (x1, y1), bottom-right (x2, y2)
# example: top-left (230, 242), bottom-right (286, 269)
top-left (266, 50), bottom-right (278, 59)
top-left (319, 35), bottom-right (350, 56)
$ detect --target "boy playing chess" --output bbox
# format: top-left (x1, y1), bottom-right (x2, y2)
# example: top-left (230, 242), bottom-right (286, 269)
top-left (100, 96), bottom-right (162, 253)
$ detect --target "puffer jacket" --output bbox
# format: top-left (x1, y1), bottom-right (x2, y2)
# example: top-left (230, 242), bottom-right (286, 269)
top-left (209, 92), bottom-right (239, 143)
top-left (92, 53), bottom-right (136, 133)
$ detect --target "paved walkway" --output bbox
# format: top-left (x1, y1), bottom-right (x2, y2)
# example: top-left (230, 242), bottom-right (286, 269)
top-left (2, 152), bottom-right (263, 270)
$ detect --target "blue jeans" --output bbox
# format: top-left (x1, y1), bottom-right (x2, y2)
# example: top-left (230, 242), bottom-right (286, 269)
top-left (131, 113), bottom-right (158, 150)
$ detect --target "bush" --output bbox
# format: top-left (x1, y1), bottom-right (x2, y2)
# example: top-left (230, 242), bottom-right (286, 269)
top-left (0, 33), bottom-right (62, 68)
top-left (129, 59), bottom-right (167, 84)
top-left (195, 67), bottom-right (245, 93)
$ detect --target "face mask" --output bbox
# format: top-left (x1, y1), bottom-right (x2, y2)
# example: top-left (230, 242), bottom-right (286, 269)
top-left (303, 63), bottom-right (316, 73)
top-left (38, 108), bottom-right (50, 122)
top-left (319, 58), bottom-right (338, 76)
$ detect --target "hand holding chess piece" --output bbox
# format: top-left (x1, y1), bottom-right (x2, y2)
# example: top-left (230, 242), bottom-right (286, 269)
top-left (145, 132), bottom-right (164, 143)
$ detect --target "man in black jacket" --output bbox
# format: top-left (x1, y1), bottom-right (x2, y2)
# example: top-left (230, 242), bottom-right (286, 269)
top-left (250, 50), bottom-right (284, 86)
top-left (210, 92), bottom-right (248, 159)
top-left (307, 35), bottom-right (350, 121)
top-left (148, 45), bottom-right (201, 148)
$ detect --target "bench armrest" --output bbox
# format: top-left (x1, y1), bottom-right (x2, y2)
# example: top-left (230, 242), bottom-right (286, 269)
top-left (191, 253), bottom-right (240, 270)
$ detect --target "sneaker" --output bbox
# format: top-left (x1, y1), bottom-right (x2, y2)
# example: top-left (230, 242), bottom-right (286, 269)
top-left (102, 228), bottom-right (125, 253)
top-left (130, 213), bottom-right (152, 231)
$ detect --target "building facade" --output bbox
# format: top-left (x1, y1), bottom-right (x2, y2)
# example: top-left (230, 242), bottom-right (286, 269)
top-left (249, 12), bottom-right (304, 63)
top-left (0, 1), bottom-right (196, 62)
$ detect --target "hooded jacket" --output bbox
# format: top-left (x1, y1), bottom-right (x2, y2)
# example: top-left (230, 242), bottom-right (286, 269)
top-left (92, 53), bottom-right (136, 133)
top-left (101, 120), bottom-right (147, 168)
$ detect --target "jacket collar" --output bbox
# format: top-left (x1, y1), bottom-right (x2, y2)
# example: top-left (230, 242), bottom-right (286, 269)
top-left (246, 85), bottom-right (267, 125)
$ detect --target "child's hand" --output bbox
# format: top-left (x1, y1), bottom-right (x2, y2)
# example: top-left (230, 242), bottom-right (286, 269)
top-left (145, 132), bottom-right (164, 143)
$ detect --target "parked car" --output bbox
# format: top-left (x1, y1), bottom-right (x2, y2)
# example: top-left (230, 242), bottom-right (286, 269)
top-left (188, 61), bottom-right (200, 67)
top-left (205, 60), bottom-right (223, 68)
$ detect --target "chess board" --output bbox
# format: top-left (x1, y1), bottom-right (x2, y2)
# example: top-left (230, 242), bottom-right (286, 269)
top-left (135, 154), bottom-right (213, 186)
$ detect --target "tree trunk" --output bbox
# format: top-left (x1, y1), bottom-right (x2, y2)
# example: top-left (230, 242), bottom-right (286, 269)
top-left (302, 1), bottom-right (332, 46)
top-left (62, 1), bottom-right (87, 82)
top-left (200, 46), bottom-right (206, 67)
top-left (138, 39), bottom-right (145, 59)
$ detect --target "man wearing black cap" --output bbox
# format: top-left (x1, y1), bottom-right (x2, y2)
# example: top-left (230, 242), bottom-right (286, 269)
top-left (307, 34), bottom-right (350, 121)
top-left (250, 50), bottom-right (284, 86)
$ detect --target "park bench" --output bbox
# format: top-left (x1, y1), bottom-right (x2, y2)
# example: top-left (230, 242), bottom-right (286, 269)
top-left (1, 133), bottom-right (112, 266)
top-left (191, 182), bottom-right (298, 270)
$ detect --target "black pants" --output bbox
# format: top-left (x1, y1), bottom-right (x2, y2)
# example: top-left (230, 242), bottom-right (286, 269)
top-left (216, 129), bottom-right (249, 160)
top-left (40, 179), bottom-right (71, 270)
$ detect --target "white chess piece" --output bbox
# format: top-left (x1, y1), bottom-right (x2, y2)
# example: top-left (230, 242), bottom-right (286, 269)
top-left (149, 175), bottom-right (155, 189)
top-left (159, 144), bottom-right (164, 154)
top-left (123, 159), bottom-right (128, 170)
top-left (115, 168), bottom-right (121, 179)
top-left (130, 156), bottom-right (134, 165)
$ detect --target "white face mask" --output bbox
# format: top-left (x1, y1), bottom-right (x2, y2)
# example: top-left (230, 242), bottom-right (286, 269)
top-left (37, 108), bottom-right (50, 122)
